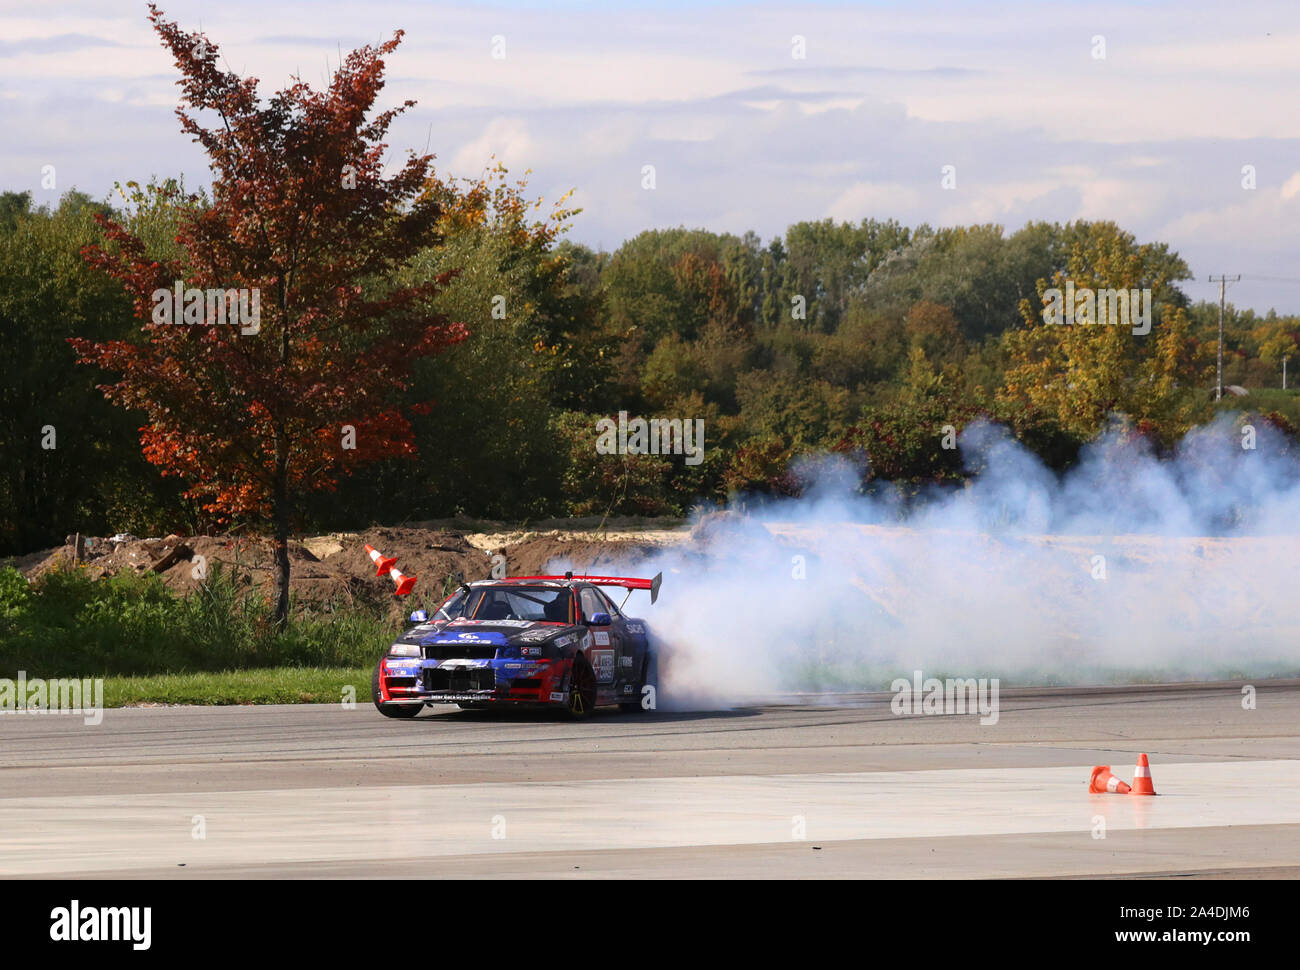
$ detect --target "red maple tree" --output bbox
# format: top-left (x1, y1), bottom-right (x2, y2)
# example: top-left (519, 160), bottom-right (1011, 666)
top-left (71, 5), bottom-right (467, 625)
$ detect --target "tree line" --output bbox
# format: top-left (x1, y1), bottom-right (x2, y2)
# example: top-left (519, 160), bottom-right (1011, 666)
top-left (6, 181), bottom-right (1298, 560)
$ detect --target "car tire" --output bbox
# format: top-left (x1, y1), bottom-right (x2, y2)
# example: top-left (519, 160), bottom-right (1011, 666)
top-left (371, 661), bottom-right (423, 718)
top-left (565, 654), bottom-right (597, 719)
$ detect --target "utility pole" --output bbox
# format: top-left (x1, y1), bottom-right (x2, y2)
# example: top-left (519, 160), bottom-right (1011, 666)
top-left (1285, 355), bottom-right (1290, 391)
top-left (1209, 275), bottom-right (1240, 401)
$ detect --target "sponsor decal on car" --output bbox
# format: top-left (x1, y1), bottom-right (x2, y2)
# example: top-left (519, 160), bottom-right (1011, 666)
top-left (439, 659), bottom-right (489, 668)
top-left (626, 622), bottom-right (645, 635)
top-left (549, 692), bottom-right (567, 702)
top-left (429, 631), bottom-right (509, 646)
top-left (593, 631), bottom-right (610, 646)
top-left (590, 649), bottom-right (615, 684)
top-left (619, 656), bottom-right (633, 667)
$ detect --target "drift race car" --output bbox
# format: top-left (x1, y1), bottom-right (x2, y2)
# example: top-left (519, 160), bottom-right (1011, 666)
top-left (371, 572), bottom-right (661, 719)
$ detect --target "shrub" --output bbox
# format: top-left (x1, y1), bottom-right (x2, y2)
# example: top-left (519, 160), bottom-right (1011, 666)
top-left (0, 562), bottom-right (393, 678)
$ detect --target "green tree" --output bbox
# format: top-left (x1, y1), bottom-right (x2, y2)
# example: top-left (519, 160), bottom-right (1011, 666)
top-left (998, 221), bottom-right (1206, 446)
top-left (0, 191), bottom-right (186, 554)
top-left (72, 9), bottom-right (465, 626)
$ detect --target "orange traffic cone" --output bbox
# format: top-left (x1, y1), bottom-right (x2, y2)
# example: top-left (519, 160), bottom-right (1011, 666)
top-left (388, 566), bottom-right (417, 596)
top-left (1089, 765), bottom-right (1132, 794)
top-left (365, 544), bottom-right (397, 576)
top-left (1129, 753), bottom-right (1157, 796)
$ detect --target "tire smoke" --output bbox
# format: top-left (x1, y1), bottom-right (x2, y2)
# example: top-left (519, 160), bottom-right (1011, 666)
top-left (561, 415), bottom-right (1300, 708)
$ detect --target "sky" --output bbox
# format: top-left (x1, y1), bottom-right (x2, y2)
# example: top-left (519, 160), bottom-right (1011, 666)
top-left (3, 0), bottom-right (1299, 313)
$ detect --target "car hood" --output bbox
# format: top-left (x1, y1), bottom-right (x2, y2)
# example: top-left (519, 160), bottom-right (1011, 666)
top-left (391, 617), bottom-right (576, 650)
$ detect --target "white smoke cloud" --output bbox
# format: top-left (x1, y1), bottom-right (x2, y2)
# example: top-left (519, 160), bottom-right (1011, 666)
top-left (553, 414), bottom-right (1300, 709)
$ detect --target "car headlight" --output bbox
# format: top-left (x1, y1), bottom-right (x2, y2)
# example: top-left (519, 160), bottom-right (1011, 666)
top-left (388, 643), bottom-right (420, 658)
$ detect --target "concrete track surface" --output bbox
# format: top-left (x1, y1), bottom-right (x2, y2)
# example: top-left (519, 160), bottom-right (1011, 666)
top-left (1, 682), bottom-right (1298, 878)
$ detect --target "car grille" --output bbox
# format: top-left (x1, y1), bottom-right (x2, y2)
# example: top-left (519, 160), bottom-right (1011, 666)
top-left (423, 644), bottom-right (498, 661)
top-left (422, 666), bottom-right (496, 692)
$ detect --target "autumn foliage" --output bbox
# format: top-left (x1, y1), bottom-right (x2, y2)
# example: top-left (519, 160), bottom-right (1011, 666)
top-left (70, 6), bottom-right (466, 621)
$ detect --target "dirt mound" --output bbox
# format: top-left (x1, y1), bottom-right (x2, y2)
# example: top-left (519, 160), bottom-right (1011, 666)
top-left (12, 525), bottom-right (679, 623)
top-left (1, 545), bottom-right (65, 576)
top-left (502, 533), bottom-right (658, 577)
top-left (22, 532), bottom-right (347, 597)
top-left (690, 509), bottom-right (772, 546)
top-left (333, 528), bottom-right (488, 620)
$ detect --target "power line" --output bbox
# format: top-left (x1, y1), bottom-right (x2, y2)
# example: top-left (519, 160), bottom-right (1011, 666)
top-left (1240, 274), bottom-right (1300, 285)
top-left (1187, 274), bottom-right (1300, 285)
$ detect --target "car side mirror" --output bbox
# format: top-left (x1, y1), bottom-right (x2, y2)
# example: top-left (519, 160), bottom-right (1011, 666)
top-left (587, 612), bottom-right (611, 626)
top-left (409, 609), bottom-right (428, 623)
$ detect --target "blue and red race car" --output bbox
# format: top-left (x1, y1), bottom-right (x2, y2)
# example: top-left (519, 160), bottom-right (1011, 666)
top-left (371, 572), bottom-right (661, 719)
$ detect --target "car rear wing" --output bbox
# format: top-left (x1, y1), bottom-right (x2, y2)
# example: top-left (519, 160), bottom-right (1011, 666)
top-left (513, 572), bottom-right (663, 605)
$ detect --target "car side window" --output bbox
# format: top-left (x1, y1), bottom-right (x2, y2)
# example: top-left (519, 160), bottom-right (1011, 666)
top-left (579, 588), bottom-right (604, 621)
top-left (596, 588), bottom-right (621, 617)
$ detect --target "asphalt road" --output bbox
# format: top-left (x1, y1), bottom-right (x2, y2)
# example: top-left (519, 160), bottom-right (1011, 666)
top-left (2, 681), bottom-right (1298, 878)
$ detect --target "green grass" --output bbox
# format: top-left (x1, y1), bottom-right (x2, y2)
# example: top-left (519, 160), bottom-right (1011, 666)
top-left (101, 666), bottom-right (373, 707)
top-left (0, 563), bottom-right (389, 706)
top-left (0, 563), bottom-right (392, 678)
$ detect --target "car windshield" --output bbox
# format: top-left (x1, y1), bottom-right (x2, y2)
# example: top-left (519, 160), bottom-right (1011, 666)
top-left (431, 588), bottom-right (468, 621)
top-left (455, 586), bottom-right (571, 623)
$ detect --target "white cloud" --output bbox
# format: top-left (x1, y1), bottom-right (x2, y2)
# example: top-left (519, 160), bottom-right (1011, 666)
top-left (450, 117), bottom-right (537, 173)
top-left (826, 182), bottom-right (922, 222)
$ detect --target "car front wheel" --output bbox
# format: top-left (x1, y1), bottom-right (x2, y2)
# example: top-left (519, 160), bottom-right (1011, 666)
top-left (566, 655), bottom-right (597, 719)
